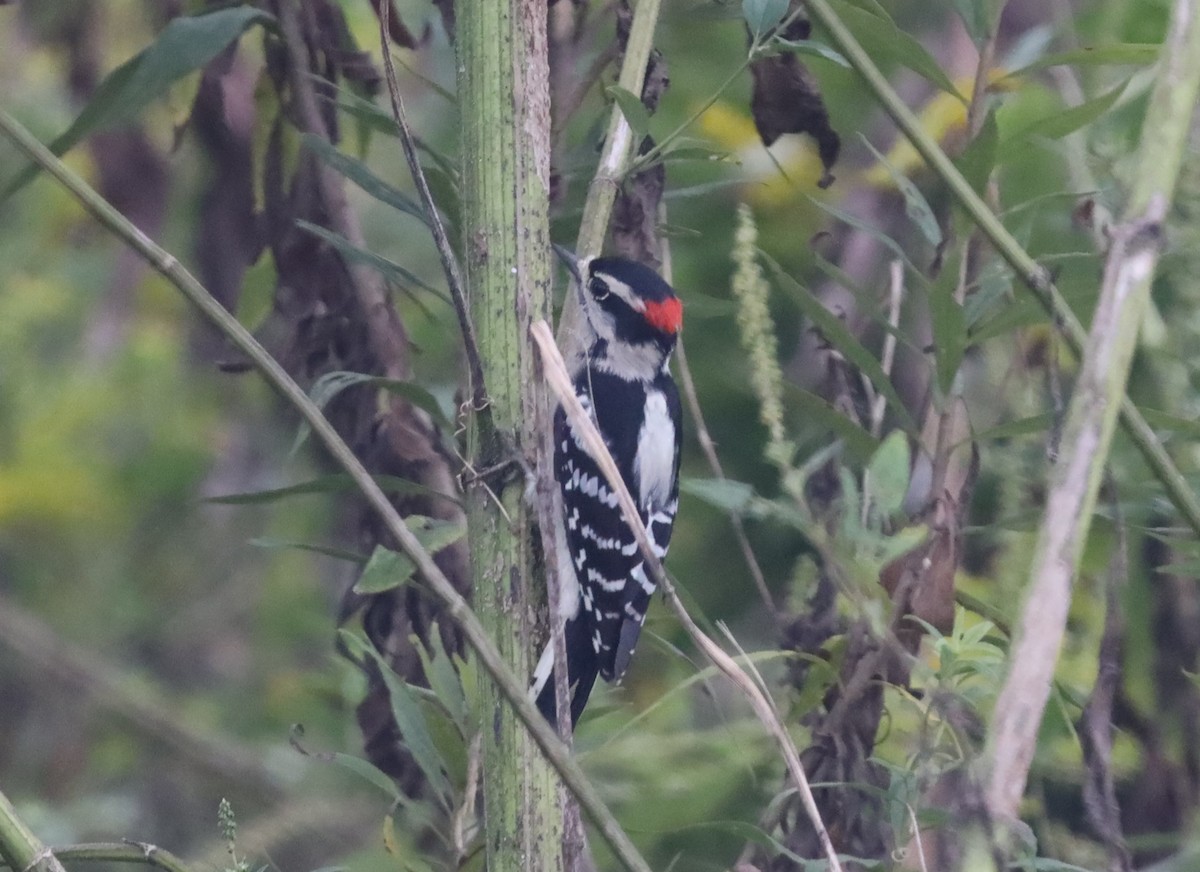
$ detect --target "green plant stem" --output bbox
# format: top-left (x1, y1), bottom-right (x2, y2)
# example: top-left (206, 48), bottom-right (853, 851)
top-left (51, 843), bottom-right (192, 872)
top-left (0, 109), bottom-right (652, 872)
top-left (804, 0), bottom-right (1200, 541)
top-left (558, 0), bottom-right (664, 357)
top-left (0, 788), bottom-right (67, 872)
top-left (983, 0), bottom-right (1200, 824)
top-left (454, 0), bottom-right (563, 866)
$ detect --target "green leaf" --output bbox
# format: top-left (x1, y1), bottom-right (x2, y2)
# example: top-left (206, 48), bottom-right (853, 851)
top-left (763, 255), bottom-right (917, 434)
top-left (743, 0), bottom-right (790, 41)
top-left (2, 7), bottom-right (273, 201)
top-left (248, 538), bottom-right (366, 564)
top-left (342, 631), bottom-right (455, 804)
top-left (772, 38), bottom-right (851, 68)
top-left (929, 259), bottom-right (967, 396)
top-left (291, 369), bottom-right (455, 454)
top-left (952, 0), bottom-right (1002, 43)
top-left (822, 0), bottom-right (961, 98)
top-left (955, 108), bottom-right (998, 196)
top-left (970, 412), bottom-right (1054, 443)
top-left (865, 430), bottom-right (911, 518)
top-left (782, 383), bottom-right (880, 462)
top-left (353, 545), bottom-right (417, 595)
top-left (1007, 43), bottom-right (1159, 77)
top-left (606, 86), bottom-right (652, 139)
top-left (302, 134), bottom-right (429, 226)
top-left (204, 473), bottom-right (459, 506)
top-left (1005, 79), bottom-right (1128, 142)
top-left (680, 478), bottom-right (756, 515)
top-left (294, 221), bottom-right (448, 302)
top-left (352, 518), bottom-right (465, 595)
top-left (414, 623), bottom-right (470, 733)
top-left (327, 752), bottom-right (402, 799)
top-left (860, 136), bottom-right (942, 249)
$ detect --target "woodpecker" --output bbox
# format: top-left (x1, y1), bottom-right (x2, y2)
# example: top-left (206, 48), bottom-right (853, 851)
top-left (532, 247), bottom-right (684, 727)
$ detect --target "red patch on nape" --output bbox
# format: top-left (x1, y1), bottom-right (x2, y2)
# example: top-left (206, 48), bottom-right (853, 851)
top-left (643, 297), bottom-right (683, 334)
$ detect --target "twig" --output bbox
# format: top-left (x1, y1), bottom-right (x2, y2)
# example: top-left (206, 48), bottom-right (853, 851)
top-left (981, 0), bottom-right (1200, 824)
top-left (804, 0), bottom-right (1200, 542)
top-left (376, 3), bottom-right (487, 411)
top-left (51, 843), bottom-right (192, 872)
top-left (0, 789), bottom-right (67, 872)
top-left (0, 108), bottom-right (653, 872)
top-left (531, 320), bottom-right (844, 872)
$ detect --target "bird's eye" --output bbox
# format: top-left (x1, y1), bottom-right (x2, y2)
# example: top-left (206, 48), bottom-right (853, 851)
top-left (588, 277), bottom-right (610, 300)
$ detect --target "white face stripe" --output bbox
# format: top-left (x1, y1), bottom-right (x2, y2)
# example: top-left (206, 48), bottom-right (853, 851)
top-left (596, 274), bottom-right (645, 313)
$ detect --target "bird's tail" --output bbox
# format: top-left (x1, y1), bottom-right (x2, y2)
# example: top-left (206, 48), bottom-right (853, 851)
top-left (530, 618), bottom-right (599, 728)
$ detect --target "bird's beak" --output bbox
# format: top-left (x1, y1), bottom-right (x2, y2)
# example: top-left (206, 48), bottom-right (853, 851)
top-left (552, 243), bottom-right (583, 285)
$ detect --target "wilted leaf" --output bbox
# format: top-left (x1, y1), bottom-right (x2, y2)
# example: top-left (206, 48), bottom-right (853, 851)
top-left (749, 50), bottom-right (840, 186)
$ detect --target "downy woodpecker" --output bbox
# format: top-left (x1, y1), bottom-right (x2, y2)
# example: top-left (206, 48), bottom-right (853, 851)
top-left (532, 247), bottom-right (683, 726)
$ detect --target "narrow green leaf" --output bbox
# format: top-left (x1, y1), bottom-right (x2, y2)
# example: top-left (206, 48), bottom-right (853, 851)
top-left (302, 134), bottom-right (429, 226)
top-left (955, 108), bottom-right (998, 196)
top-left (970, 412), bottom-right (1054, 443)
top-left (606, 86), bottom-right (652, 139)
top-left (248, 538), bottom-right (366, 563)
top-left (763, 255), bottom-right (917, 434)
top-left (414, 622), bottom-right (470, 733)
top-left (782, 383), bottom-right (880, 462)
top-left (327, 752), bottom-right (402, 799)
top-left (2, 7), bottom-right (273, 200)
top-left (1005, 79), bottom-right (1129, 142)
top-left (680, 478), bottom-right (756, 514)
top-left (1007, 43), bottom-right (1159, 77)
top-left (743, 0), bottom-right (790, 41)
top-left (1139, 408), bottom-right (1200, 441)
top-left (773, 38), bottom-right (851, 68)
top-left (294, 221), bottom-right (448, 302)
top-left (860, 136), bottom-right (942, 248)
top-left (342, 631), bottom-right (455, 804)
top-left (292, 370), bottom-right (454, 454)
top-left (204, 473), bottom-right (459, 506)
top-left (865, 430), bottom-right (911, 518)
top-left (822, 0), bottom-right (961, 98)
top-left (929, 257), bottom-right (967, 395)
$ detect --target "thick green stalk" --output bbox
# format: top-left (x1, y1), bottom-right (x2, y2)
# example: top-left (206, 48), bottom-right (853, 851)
top-left (983, 0), bottom-right (1200, 822)
top-left (0, 788), bottom-right (67, 872)
top-left (455, 0), bottom-right (563, 868)
top-left (0, 108), bottom-right (652, 872)
top-left (805, 0), bottom-right (1200, 540)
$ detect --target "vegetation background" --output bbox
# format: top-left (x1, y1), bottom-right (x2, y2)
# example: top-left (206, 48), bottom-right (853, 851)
top-left (2, 0), bottom-right (1199, 870)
